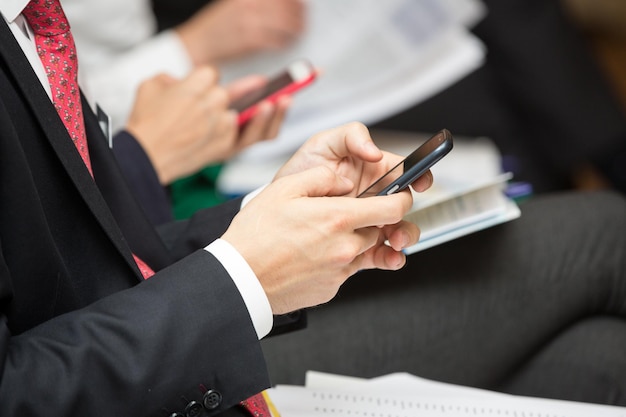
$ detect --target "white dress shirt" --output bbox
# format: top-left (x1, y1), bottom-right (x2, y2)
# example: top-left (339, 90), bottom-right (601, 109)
top-left (61, 0), bottom-right (193, 131)
top-left (0, 0), bottom-right (273, 340)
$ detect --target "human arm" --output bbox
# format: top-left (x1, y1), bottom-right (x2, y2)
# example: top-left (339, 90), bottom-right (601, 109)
top-left (221, 123), bottom-right (426, 314)
top-left (0, 240), bottom-right (268, 417)
top-left (124, 66), bottom-right (290, 186)
top-left (176, 0), bottom-right (306, 65)
top-left (274, 122), bottom-right (434, 196)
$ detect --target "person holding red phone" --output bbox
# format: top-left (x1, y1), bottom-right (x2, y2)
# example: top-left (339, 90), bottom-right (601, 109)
top-left (60, 0), bottom-right (309, 223)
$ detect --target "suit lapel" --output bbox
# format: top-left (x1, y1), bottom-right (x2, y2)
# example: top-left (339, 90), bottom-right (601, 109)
top-left (84, 103), bottom-right (173, 271)
top-left (0, 20), bottom-right (145, 279)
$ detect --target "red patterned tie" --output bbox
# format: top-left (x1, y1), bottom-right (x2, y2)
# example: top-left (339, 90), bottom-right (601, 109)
top-left (22, 0), bottom-right (155, 279)
top-left (133, 255), bottom-right (155, 279)
top-left (22, 0), bottom-right (92, 175)
top-left (241, 392), bottom-right (272, 417)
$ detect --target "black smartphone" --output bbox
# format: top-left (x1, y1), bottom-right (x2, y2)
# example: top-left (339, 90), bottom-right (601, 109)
top-left (357, 129), bottom-right (453, 198)
top-left (230, 59), bottom-right (317, 125)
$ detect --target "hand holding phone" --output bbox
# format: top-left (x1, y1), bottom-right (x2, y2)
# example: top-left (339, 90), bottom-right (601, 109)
top-left (230, 59), bottom-right (316, 125)
top-left (358, 129), bottom-right (454, 198)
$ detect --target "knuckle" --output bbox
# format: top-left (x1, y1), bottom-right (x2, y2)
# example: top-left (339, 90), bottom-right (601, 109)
top-left (210, 87), bottom-right (230, 107)
top-left (383, 199), bottom-right (407, 224)
top-left (332, 244), bottom-right (358, 265)
top-left (193, 66), bottom-right (220, 89)
top-left (307, 129), bottom-right (328, 147)
top-left (345, 121), bottom-right (368, 135)
top-left (328, 214), bottom-right (351, 234)
top-left (316, 164), bottom-right (336, 182)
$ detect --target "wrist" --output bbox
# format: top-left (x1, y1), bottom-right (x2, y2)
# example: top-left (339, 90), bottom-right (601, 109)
top-left (175, 22), bottom-right (216, 66)
top-left (125, 124), bottom-right (173, 185)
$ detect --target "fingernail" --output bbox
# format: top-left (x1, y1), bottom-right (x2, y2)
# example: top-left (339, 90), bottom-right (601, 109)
top-left (364, 140), bottom-right (379, 154)
top-left (258, 101), bottom-right (273, 116)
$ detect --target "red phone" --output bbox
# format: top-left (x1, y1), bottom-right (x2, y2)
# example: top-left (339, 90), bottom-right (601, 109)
top-left (231, 59), bottom-right (316, 125)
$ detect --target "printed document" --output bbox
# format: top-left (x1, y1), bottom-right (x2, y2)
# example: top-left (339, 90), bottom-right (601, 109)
top-left (266, 371), bottom-right (626, 417)
top-left (219, 0), bottom-right (487, 160)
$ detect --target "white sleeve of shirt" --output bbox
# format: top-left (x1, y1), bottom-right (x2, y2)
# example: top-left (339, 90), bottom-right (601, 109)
top-left (80, 30), bottom-right (193, 131)
top-left (205, 239), bottom-right (273, 340)
top-left (62, 0), bottom-right (194, 130)
top-left (205, 185), bottom-right (273, 340)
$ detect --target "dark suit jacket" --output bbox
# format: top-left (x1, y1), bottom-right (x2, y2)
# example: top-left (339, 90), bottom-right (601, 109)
top-left (0, 19), bottom-right (280, 417)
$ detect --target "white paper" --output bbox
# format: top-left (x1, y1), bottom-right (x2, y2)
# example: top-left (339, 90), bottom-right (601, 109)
top-left (268, 385), bottom-right (626, 417)
top-left (267, 372), bottom-right (626, 417)
top-left (219, 0), bottom-right (486, 160)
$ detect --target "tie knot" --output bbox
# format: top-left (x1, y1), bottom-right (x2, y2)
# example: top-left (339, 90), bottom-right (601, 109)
top-left (23, 0), bottom-right (70, 36)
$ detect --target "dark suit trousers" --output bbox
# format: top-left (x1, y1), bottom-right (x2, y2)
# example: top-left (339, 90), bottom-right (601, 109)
top-left (261, 191), bottom-right (626, 406)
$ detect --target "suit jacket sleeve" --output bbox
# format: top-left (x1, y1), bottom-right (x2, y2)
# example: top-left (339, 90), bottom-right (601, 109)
top-left (0, 24), bottom-right (269, 416)
top-left (111, 129), bottom-right (175, 226)
top-left (0, 243), bottom-right (270, 417)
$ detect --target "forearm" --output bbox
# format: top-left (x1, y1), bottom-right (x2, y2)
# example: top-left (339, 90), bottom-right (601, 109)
top-left (112, 130), bottom-right (174, 226)
top-left (83, 31), bottom-right (193, 131)
top-left (0, 250), bottom-right (268, 417)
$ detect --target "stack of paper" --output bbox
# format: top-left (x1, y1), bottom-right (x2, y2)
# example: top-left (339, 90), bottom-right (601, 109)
top-left (266, 371), bottom-right (626, 417)
top-left (365, 130), bottom-right (521, 253)
top-left (219, 0), bottom-right (487, 160)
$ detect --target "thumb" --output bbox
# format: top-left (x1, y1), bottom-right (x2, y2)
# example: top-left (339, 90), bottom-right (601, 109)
top-left (227, 75), bottom-right (267, 101)
top-left (181, 66), bottom-right (220, 92)
top-left (284, 165), bottom-right (355, 198)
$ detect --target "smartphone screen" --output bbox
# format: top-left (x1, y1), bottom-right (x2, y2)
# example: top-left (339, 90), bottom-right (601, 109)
top-left (230, 72), bottom-right (295, 113)
top-left (358, 129), bottom-right (453, 198)
top-left (231, 59), bottom-right (316, 125)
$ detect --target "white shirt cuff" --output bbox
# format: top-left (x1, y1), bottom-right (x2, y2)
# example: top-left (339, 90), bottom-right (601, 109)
top-left (241, 184), bottom-right (268, 208)
top-left (205, 239), bottom-right (273, 339)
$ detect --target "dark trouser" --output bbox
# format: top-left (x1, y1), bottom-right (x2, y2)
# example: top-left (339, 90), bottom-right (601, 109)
top-left (262, 191), bottom-right (626, 406)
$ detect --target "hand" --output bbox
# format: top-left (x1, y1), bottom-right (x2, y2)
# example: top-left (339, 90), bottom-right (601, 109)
top-left (125, 67), bottom-right (288, 185)
top-left (275, 122), bottom-right (434, 196)
top-left (226, 75), bottom-right (291, 149)
top-left (221, 164), bottom-right (420, 314)
top-left (176, 0), bottom-right (306, 65)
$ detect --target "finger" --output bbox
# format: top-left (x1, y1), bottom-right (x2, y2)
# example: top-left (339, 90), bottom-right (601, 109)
top-left (351, 240), bottom-right (407, 272)
top-left (203, 86), bottom-right (230, 112)
top-left (151, 73), bottom-right (178, 86)
top-left (353, 226), bottom-right (386, 257)
top-left (411, 170), bottom-right (434, 193)
top-left (372, 244), bottom-right (407, 271)
top-left (226, 75), bottom-right (267, 101)
top-left (383, 220), bottom-right (420, 252)
top-left (237, 101), bottom-right (275, 145)
top-left (205, 111), bottom-right (239, 157)
top-left (263, 95), bottom-right (291, 139)
top-left (340, 192), bottom-right (414, 230)
top-left (310, 122), bottom-right (383, 164)
top-left (330, 227), bottom-right (385, 275)
top-left (136, 73), bottom-right (177, 99)
top-left (181, 66), bottom-right (220, 94)
top-left (280, 165), bottom-right (355, 198)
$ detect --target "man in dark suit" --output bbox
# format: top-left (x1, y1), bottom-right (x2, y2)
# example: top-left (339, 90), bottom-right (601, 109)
top-left (2, 2), bottom-right (626, 416)
top-left (0, 2), bottom-right (425, 415)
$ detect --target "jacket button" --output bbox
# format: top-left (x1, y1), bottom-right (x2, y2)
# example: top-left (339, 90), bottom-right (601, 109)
top-left (185, 401), bottom-right (205, 417)
top-left (168, 413), bottom-right (185, 417)
top-left (202, 390), bottom-right (222, 410)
